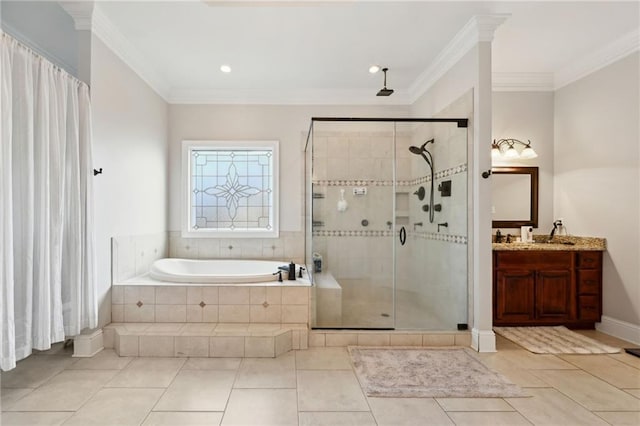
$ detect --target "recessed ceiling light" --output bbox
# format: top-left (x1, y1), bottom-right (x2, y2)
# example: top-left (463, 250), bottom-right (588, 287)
top-left (220, 65), bottom-right (231, 73)
top-left (369, 65), bottom-right (380, 74)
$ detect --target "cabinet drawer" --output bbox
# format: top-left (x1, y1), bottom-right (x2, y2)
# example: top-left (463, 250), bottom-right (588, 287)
top-left (579, 295), bottom-right (600, 320)
top-left (495, 251), bottom-right (572, 269)
top-left (577, 270), bottom-right (600, 294)
top-left (577, 252), bottom-right (602, 269)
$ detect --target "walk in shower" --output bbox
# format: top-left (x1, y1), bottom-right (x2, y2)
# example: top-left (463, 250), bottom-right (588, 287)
top-left (305, 118), bottom-right (469, 330)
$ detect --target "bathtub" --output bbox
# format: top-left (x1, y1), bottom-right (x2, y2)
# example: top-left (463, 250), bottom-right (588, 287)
top-left (148, 258), bottom-right (302, 284)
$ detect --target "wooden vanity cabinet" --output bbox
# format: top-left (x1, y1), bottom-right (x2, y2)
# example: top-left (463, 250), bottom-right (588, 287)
top-left (493, 250), bottom-right (602, 327)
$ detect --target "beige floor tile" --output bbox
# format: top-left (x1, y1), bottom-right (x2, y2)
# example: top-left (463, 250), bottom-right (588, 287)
top-left (6, 370), bottom-right (117, 411)
top-left (506, 388), bottom-right (608, 425)
top-left (0, 411), bottom-right (73, 425)
top-left (1, 355), bottom-right (77, 388)
top-left (221, 389), bottom-right (298, 425)
top-left (368, 397), bottom-right (453, 426)
top-left (106, 357), bottom-right (185, 388)
top-left (295, 347), bottom-right (352, 370)
top-left (0, 388), bottom-right (33, 411)
top-left (234, 352), bottom-right (296, 388)
top-left (32, 342), bottom-right (74, 356)
top-left (297, 370), bottom-right (369, 411)
top-left (182, 357), bottom-right (241, 370)
top-left (143, 411), bottom-right (224, 426)
top-left (436, 398), bottom-right (514, 411)
top-left (531, 369), bottom-right (640, 411)
top-left (66, 349), bottom-right (133, 370)
top-left (558, 354), bottom-right (640, 388)
top-left (484, 349), bottom-right (576, 370)
top-left (446, 411), bottom-right (531, 425)
top-left (625, 388), bottom-right (640, 398)
top-left (609, 352), bottom-right (640, 369)
top-left (154, 370), bottom-right (236, 411)
top-left (64, 388), bottom-right (164, 426)
top-left (298, 411), bottom-right (377, 426)
top-left (593, 411), bottom-right (640, 425)
top-left (575, 330), bottom-right (635, 348)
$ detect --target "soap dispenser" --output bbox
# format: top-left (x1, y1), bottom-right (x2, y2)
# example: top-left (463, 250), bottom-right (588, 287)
top-left (287, 261), bottom-right (296, 281)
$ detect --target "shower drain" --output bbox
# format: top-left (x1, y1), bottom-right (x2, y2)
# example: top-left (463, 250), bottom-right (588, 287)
top-left (380, 313), bottom-right (390, 317)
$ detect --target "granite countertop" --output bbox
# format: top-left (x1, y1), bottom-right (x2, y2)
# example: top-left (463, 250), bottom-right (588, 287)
top-left (492, 235), bottom-right (606, 251)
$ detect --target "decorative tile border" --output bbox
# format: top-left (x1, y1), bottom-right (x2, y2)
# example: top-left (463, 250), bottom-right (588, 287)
top-left (313, 163), bottom-right (467, 187)
top-left (312, 229), bottom-right (467, 244)
top-left (312, 230), bottom-right (394, 237)
top-left (413, 231), bottom-right (468, 245)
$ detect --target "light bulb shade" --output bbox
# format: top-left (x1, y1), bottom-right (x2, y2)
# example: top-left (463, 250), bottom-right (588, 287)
top-left (520, 146), bottom-right (538, 159)
top-left (504, 146), bottom-right (519, 159)
top-left (491, 146), bottom-right (501, 159)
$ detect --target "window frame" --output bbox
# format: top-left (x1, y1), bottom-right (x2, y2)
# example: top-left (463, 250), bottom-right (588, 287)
top-left (181, 140), bottom-right (279, 238)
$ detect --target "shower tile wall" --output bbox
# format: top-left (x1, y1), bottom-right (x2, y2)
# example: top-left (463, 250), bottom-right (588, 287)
top-left (312, 130), bottom-right (397, 283)
top-left (112, 232), bottom-right (169, 283)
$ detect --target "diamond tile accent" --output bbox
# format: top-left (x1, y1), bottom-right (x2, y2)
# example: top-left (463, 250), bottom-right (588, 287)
top-left (199, 301), bottom-right (206, 308)
top-left (136, 301), bottom-right (143, 308)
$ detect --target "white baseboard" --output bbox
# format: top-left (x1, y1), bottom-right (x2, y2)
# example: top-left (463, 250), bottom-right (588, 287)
top-left (597, 316), bottom-right (640, 346)
top-left (472, 328), bottom-right (497, 353)
top-left (73, 329), bottom-right (104, 357)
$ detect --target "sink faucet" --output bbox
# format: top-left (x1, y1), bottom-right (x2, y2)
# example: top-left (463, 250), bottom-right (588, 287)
top-left (549, 219), bottom-right (562, 242)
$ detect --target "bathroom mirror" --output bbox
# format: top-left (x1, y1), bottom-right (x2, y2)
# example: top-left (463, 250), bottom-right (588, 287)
top-left (491, 166), bottom-right (538, 228)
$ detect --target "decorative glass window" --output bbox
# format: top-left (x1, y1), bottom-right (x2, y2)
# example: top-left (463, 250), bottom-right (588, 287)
top-left (182, 140), bottom-right (279, 238)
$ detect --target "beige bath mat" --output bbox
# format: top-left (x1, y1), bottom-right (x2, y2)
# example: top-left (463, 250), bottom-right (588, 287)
top-left (348, 347), bottom-right (526, 398)
top-left (494, 326), bottom-right (621, 354)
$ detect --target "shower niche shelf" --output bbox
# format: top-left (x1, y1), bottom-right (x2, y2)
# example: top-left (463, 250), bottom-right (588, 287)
top-left (395, 192), bottom-right (410, 224)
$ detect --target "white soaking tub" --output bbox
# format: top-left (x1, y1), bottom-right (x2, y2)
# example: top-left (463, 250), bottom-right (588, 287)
top-left (148, 258), bottom-right (302, 284)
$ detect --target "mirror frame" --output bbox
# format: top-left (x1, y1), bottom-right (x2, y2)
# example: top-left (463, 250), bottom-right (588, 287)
top-left (491, 166), bottom-right (539, 228)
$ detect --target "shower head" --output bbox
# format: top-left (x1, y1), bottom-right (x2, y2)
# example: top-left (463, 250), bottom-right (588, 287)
top-left (408, 139), bottom-right (434, 155)
top-left (409, 145), bottom-right (424, 155)
top-left (376, 68), bottom-right (394, 97)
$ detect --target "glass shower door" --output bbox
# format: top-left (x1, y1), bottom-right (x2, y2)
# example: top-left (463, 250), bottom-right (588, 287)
top-left (310, 121), bottom-right (395, 329)
top-left (394, 121), bottom-right (469, 330)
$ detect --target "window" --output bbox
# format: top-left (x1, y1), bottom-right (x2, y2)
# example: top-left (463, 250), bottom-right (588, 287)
top-left (182, 140), bottom-right (279, 238)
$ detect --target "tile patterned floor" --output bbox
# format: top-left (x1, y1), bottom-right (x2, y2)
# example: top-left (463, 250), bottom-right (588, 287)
top-left (1, 331), bottom-right (639, 425)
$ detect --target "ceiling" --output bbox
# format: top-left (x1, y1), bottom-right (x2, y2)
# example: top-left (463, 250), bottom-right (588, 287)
top-left (94, 1), bottom-right (639, 104)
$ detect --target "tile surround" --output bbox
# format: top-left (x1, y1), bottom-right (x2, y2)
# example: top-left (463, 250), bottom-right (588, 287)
top-left (113, 284), bottom-right (310, 325)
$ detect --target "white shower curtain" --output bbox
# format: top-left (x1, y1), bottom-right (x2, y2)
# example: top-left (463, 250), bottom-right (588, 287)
top-left (1, 32), bottom-right (97, 371)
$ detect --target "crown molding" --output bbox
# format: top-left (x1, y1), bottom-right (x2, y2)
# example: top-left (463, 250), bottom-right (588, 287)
top-left (168, 87), bottom-right (412, 105)
top-left (1, 23), bottom-right (78, 77)
top-left (492, 72), bottom-right (554, 92)
top-left (408, 14), bottom-right (510, 104)
top-left (58, 1), bottom-right (94, 31)
top-left (554, 28), bottom-right (640, 90)
top-left (90, 7), bottom-right (171, 101)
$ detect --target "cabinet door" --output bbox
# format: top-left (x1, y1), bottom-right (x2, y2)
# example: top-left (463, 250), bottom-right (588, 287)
top-left (536, 270), bottom-right (573, 320)
top-left (495, 270), bottom-right (535, 322)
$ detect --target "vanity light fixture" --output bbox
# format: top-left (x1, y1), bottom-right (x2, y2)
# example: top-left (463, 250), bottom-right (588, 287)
top-left (491, 138), bottom-right (538, 160)
top-left (220, 64), bottom-right (231, 73)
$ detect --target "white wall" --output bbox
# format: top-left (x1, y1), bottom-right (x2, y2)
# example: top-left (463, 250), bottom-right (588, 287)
top-left (554, 52), bottom-right (640, 338)
top-left (168, 104), bottom-right (409, 233)
top-left (492, 92), bottom-right (555, 233)
top-left (91, 36), bottom-right (169, 327)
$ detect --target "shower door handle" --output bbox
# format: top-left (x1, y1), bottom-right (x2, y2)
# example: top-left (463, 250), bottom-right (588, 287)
top-left (399, 226), bottom-right (406, 246)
